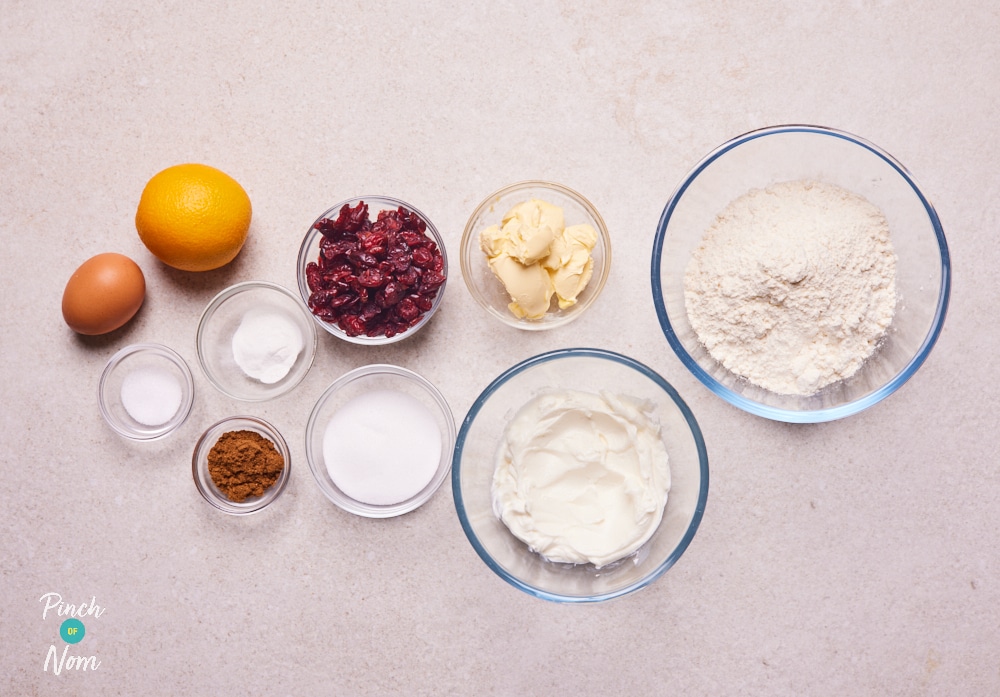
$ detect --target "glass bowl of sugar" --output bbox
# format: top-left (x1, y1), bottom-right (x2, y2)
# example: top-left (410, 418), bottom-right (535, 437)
top-left (652, 125), bottom-right (951, 423)
top-left (98, 343), bottom-right (195, 441)
top-left (197, 281), bottom-right (318, 402)
top-left (305, 364), bottom-right (456, 518)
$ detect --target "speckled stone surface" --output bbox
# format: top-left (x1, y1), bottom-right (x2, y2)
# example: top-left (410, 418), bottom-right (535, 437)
top-left (3, 2), bottom-right (998, 694)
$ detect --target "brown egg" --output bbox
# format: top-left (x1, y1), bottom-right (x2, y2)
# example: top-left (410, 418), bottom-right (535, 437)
top-left (62, 253), bottom-right (146, 335)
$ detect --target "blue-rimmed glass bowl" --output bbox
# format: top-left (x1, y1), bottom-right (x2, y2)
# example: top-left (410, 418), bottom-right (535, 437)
top-left (652, 125), bottom-right (950, 423)
top-left (453, 348), bottom-right (709, 603)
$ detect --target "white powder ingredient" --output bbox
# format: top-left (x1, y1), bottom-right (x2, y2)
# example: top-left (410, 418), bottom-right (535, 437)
top-left (120, 367), bottom-right (182, 426)
top-left (683, 180), bottom-right (897, 396)
top-left (231, 308), bottom-right (305, 384)
top-left (322, 389), bottom-right (441, 506)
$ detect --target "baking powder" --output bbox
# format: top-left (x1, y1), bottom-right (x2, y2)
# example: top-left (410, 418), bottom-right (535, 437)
top-left (231, 308), bottom-right (304, 384)
top-left (683, 180), bottom-right (897, 396)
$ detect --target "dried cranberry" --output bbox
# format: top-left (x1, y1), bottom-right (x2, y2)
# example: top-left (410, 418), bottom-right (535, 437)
top-left (397, 267), bottom-right (419, 287)
top-left (412, 295), bottom-right (433, 312)
top-left (396, 298), bottom-right (419, 321)
top-left (421, 271), bottom-right (446, 289)
top-left (322, 239), bottom-right (355, 260)
top-left (412, 247), bottom-right (433, 268)
top-left (340, 315), bottom-right (366, 336)
top-left (400, 230), bottom-right (423, 247)
top-left (305, 262), bottom-right (323, 292)
top-left (358, 268), bottom-right (384, 288)
top-left (376, 281), bottom-right (403, 308)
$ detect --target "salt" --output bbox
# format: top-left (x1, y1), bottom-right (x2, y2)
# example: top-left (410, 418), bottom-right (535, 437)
top-left (120, 367), bottom-right (182, 426)
top-left (322, 389), bottom-right (441, 506)
top-left (231, 308), bottom-right (304, 384)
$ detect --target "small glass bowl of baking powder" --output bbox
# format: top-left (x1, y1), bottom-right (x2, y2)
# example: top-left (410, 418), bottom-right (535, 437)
top-left (652, 125), bottom-right (951, 423)
top-left (305, 364), bottom-right (456, 518)
top-left (197, 281), bottom-right (318, 402)
top-left (192, 415), bottom-right (291, 515)
top-left (98, 343), bottom-right (195, 441)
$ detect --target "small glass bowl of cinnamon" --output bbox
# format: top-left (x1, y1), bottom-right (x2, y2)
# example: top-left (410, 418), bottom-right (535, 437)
top-left (192, 416), bottom-right (291, 515)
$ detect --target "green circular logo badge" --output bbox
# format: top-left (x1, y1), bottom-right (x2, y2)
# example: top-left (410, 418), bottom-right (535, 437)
top-left (60, 618), bottom-right (85, 644)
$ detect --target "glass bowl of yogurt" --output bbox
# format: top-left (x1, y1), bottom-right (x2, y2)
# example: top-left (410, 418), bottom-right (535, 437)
top-left (453, 348), bottom-right (709, 603)
top-left (197, 281), bottom-right (318, 402)
top-left (652, 125), bottom-right (951, 423)
top-left (461, 181), bottom-right (612, 331)
top-left (305, 364), bottom-right (456, 518)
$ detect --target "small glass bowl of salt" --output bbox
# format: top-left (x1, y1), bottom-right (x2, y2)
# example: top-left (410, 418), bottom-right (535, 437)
top-left (98, 343), bottom-right (195, 441)
top-left (197, 281), bottom-right (318, 402)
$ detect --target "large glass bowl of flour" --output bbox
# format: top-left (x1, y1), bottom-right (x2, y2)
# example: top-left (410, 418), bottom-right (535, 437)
top-left (652, 125), bottom-right (950, 423)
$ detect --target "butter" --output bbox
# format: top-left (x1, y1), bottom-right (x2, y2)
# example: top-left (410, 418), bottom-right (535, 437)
top-left (545, 224), bottom-right (597, 309)
top-left (484, 254), bottom-right (552, 319)
top-left (491, 390), bottom-right (671, 568)
top-left (479, 199), bottom-right (598, 319)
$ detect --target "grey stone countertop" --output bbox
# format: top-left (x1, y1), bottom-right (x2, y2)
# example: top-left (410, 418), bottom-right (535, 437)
top-left (2, 2), bottom-right (997, 694)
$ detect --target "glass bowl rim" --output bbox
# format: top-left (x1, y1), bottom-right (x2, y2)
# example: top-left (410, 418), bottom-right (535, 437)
top-left (304, 362), bottom-right (457, 518)
top-left (650, 124), bottom-right (952, 424)
top-left (98, 342), bottom-right (195, 441)
top-left (451, 346), bottom-right (710, 603)
top-left (195, 279), bottom-right (319, 402)
top-left (295, 195), bottom-right (448, 346)
top-left (191, 414), bottom-right (292, 515)
top-left (459, 179), bottom-right (612, 331)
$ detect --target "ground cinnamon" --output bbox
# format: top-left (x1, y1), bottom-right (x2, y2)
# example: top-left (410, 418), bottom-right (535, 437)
top-left (207, 430), bottom-right (285, 502)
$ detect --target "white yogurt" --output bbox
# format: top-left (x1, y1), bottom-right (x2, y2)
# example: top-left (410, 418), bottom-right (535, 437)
top-left (492, 390), bottom-right (670, 568)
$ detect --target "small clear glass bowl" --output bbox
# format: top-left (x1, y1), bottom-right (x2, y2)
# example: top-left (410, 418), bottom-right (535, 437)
top-left (305, 364), bottom-right (456, 518)
top-left (453, 348), bottom-right (709, 603)
top-left (296, 196), bottom-right (448, 346)
top-left (98, 343), bottom-right (195, 441)
top-left (652, 125), bottom-right (951, 423)
top-left (197, 281), bottom-right (318, 401)
top-left (192, 415), bottom-right (291, 515)
top-left (460, 180), bottom-right (611, 331)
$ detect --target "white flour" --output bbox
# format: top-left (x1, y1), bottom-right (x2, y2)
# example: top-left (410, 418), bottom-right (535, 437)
top-left (683, 180), bottom-right (897, 396)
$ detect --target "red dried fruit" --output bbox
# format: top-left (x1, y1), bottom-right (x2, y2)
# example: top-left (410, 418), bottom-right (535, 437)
top-left (412, 247), bottom-right (433, 268)
top-left (305, 262), bottom-right (323, 292)
top-left (306, 201), bottom-right (444, 338)
top-left (358, 268), bottom-right (384, 288)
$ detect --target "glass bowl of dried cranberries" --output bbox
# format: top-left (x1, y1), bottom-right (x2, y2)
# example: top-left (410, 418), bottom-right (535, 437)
top-left (297, 196), bottom-right (448, 345)
top-left (460, 180), bottom-right (611, 331)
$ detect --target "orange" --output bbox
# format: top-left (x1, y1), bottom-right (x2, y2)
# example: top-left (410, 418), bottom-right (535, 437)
top-left (135, 163), bottom-right (252, 272)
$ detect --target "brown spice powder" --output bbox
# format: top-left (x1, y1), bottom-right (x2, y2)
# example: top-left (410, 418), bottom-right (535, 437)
top-left (207, 430), bottom-right (285, 502)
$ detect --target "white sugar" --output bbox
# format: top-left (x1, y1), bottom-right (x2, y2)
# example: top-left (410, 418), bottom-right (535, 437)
top-left (322, 389), bottom-right (441, 506)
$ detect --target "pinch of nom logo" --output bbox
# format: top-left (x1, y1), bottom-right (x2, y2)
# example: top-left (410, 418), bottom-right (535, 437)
top-left (39, 592), bottom-right (104, 675)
